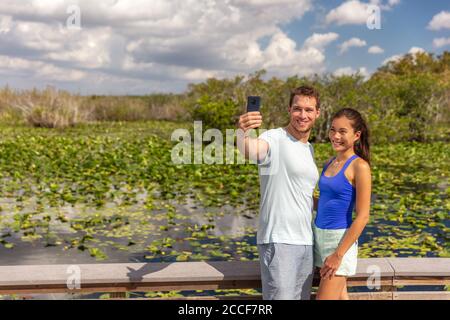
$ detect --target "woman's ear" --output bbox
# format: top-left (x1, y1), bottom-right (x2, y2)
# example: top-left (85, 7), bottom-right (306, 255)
top-left (354, 131), bottom-right (361, 141)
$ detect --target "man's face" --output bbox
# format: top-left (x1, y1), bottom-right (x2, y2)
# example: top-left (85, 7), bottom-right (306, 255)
top-left (288, 95), bottom-right (320, 133)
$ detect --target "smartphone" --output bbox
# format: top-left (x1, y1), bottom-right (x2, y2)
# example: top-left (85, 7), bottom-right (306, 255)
top-left (247, 96), bottom-right (261, 112)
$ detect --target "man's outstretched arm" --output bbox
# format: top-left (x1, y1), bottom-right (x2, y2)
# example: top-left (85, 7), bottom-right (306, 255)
top-left (237, 111), bottom-right (269, 162)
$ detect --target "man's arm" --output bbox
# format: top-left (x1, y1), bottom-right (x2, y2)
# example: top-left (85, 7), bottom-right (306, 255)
top-left (237, 111), bottom-right (269, 162)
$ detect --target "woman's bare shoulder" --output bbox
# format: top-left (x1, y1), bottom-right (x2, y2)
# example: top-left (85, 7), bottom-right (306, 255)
top-left (354, 157), bottom-right (371, 173)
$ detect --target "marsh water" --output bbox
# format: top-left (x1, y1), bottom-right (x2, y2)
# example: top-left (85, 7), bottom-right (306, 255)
top-left (0, 124), bottom-right (448, 299)
top-left (0, 181), bottom-right (447, 264)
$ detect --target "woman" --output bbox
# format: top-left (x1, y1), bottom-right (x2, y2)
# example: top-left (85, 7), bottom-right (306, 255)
top-left (314, 108), bottom-right (372, 300)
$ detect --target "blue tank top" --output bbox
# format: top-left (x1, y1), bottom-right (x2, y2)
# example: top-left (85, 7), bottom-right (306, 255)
top-left (315, 155), bottom-right (359, 229)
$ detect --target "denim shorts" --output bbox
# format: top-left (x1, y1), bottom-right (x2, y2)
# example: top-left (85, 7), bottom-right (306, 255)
top-left (258, 243), bottom-right (314, 300)
top-left (313, 223), bottom-right (358, 276)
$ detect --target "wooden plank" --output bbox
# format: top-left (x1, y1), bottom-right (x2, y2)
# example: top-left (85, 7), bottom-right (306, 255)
top-left (340, 292), bottom-right (393, 300)
top-left (137, 295), bottom-right (263, 301)
top-left (0, 259), bottom-right (395, 288)
top-left (0, 280), bottom-right (262, 295)
top-left (0, 261), bottom-right (261, 287)
top-left (0, 282), bottom-right (261, 295)
top-left (110, 291), bottom-right (450, 301)
top-left (347, 277), bottom-right (393, 287)
top-left (393, 277), bottom-right (450, 286)
top-left (354, 258), bottom-right (395, 277)
top-left (0, 259), bottom-right (388, 288)
top-left (0, 258), bottom-right (447, 295)
top-left (124, 292), bottom-right (394, 300)
top-left (315, 258), bottom-right (395, 288)
top-left (393, 292), bottom-right (450, 300)
top-left (19, 292), bottom-right (450, 301)
top-left (387, 258), bottom-right (450, 277)
top-left (315, 277), bottom-right (393, 287)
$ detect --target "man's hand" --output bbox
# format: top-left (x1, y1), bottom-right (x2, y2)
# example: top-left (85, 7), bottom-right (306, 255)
top-left (239, 111), bottom-right (262, 132)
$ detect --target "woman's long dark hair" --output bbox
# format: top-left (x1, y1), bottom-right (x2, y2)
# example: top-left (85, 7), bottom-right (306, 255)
top-left (331, 108), bottom-right (370, 165)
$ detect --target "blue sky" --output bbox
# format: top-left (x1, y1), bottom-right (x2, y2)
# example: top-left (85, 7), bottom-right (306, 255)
top-left (0, 0), bottom-right (448, 94)
top-left (281, 0), bottom-right (449, 75)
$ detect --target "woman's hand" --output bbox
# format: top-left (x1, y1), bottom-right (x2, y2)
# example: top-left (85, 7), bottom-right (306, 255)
top-left (320, 252), bottom-right (343, 279)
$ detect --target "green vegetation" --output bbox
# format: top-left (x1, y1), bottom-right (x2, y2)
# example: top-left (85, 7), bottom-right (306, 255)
top-left (0, 50), bottom-right (448, 300)
top-left (0, 121), bottom-right (447, 262)
top-left (0, 51), bottom-right (448, 143)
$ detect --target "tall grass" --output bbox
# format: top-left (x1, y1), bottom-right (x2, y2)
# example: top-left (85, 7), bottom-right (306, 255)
top-left (87, 94), bottom-right (186, 122)
top-left (0, 86), bottom-right (186, 128)
top-left (0, 86), bottom-right (90, 128)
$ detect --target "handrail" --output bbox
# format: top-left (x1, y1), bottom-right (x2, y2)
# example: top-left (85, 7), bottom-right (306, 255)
top-left (0, 258), bottom-right (448, 300)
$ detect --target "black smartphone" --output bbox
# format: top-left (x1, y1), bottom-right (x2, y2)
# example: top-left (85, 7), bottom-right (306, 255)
top-left (247, 96), bottom-right (261, 112)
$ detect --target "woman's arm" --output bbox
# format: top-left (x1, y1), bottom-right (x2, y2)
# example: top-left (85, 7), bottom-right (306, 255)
top-left (320, 159), bottom-right (372, 279)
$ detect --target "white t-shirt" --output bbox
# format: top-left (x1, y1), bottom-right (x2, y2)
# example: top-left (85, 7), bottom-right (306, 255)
top-left (257, 127), bottom-right (319, 245)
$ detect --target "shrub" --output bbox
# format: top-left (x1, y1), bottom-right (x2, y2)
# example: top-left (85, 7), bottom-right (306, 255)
top-left (190, 95), bottom-right (240, 131)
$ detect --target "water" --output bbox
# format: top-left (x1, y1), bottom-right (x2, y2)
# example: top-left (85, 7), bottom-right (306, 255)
top-left (0, 194), bottom-right (259, 264)
top-left (0, 186), bottom-right (447, 299)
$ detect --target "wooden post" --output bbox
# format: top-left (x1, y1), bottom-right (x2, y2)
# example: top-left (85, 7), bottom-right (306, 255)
top-left (109, 292), bottom-right (127, 299)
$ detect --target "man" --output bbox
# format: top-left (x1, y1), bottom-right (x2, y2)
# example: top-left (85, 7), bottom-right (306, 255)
top-left (237, 86), bottom-right (321, 300)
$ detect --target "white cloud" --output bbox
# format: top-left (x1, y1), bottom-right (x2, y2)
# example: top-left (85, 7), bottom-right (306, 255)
top-left (333, 66), bottom-right (370, 78)
top-left (0, 0), bottom-right (324, 93)
top-left (428, 11), bottom-right (450, 31)
top-left (326, 0), bottom-right (401, 26)
top-left (433, 37), bottom-right (450, 48)
top-left (388, 0), bottom-right (400, 6)
top-left (334, 67), bottom-right (354, 76)
top-left (374, 0), bottom-right (401, 11)
top-left (408, 47), bottom-right (425, 55)
top-left (382, 54), bottom-right (402, 65)
top-left (339, 37), bottom-right (367, 54)
top-left (326, 0), bottom-right (369, 25)
top-left (0, 17), bottom-right (114, 69)
top-left (382, 47), bottom-right (425, 65)
top-left (368, 45), bottom-right (384, 54)
top-left (260, 32), bottom-right (326, 76)
top-left (0, 55), bottom-right (86, 81)
top-left (44, 27), bottom-right (114, 69)
top-left (303, 32), bottom-right (340, 50)
top-left (0, 15), bottom-right (12, 34)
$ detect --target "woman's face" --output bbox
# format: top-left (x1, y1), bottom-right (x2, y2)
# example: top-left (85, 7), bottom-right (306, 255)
top-left (329, 116), bottom-right (361, 152)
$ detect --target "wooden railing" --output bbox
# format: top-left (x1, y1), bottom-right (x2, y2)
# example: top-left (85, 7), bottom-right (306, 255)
top-left (0, 258), bottom-right (448, 300)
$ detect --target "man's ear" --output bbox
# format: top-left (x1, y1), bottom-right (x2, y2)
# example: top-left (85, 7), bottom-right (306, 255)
top-left (316, 108), bottom-right (321, 118)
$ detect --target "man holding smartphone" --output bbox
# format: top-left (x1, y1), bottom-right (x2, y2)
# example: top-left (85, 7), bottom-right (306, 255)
top-left (237, 86), bottom-right (321, 300)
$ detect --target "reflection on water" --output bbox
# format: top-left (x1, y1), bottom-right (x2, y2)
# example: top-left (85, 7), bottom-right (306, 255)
top-left (0, 191), bottom-right (447, 299)
top-left (0, 195), bottom-right (259, 266)
top-left (0, 177), bottom-right (447, 287)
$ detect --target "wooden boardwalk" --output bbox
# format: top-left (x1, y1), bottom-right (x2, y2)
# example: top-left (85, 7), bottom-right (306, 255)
top-left (0, 258), bottom-right (448, 299)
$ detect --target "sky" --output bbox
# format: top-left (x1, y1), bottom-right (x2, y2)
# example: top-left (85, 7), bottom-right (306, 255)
top-left (0, 0), bottom-right (449, 95)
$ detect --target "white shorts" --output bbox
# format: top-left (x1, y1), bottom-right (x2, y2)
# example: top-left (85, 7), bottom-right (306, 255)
top-left (313, 223), bottom-right (358, 277)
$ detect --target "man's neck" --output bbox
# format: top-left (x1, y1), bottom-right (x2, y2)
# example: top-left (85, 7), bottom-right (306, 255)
top-left (285, 123), bottom-right (310, 144)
